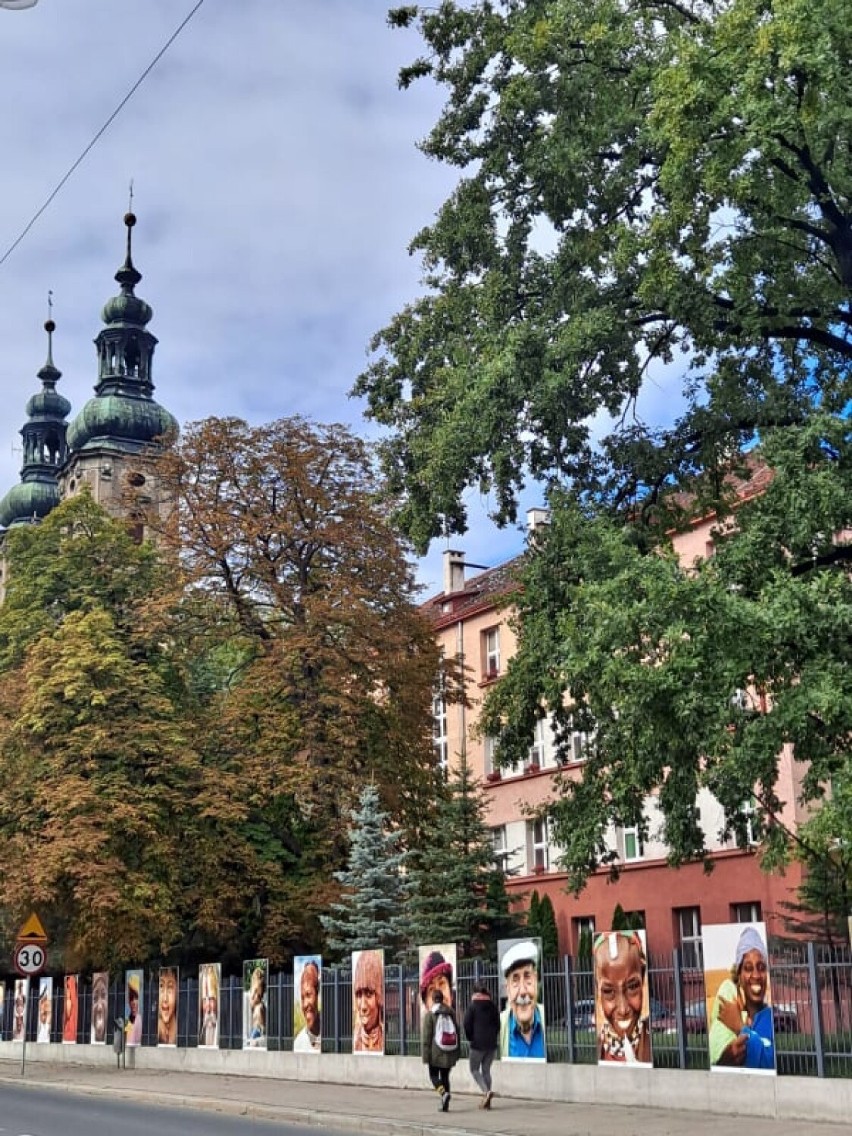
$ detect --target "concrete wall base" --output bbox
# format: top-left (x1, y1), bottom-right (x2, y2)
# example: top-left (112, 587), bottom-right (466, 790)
top-left (1, 1042), bottom-right (849, 1126)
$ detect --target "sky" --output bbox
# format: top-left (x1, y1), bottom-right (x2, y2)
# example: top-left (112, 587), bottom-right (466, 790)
top-left (0, 0), bottom-right (550, 595)
top-left (0, 1), bottom-right (689, 598)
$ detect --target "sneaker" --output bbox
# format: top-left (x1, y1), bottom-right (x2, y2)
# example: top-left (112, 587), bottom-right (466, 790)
top-left (484, 1090), bottom-right (493, 1110)
top-left (478, 1094), bottom-right (488, 1109)
top-left (442, 1091), bottom-right (450, 1112)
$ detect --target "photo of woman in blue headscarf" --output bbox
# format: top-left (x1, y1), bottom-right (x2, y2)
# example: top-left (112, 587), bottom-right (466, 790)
top-left (706, 923), bottom-right (775, 1073)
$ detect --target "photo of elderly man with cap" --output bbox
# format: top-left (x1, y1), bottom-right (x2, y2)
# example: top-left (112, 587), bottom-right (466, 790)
top-left (498, 937), bottom-right (546, 1059)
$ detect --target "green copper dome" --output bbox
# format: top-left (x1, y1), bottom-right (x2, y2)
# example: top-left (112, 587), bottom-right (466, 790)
top-left (0, 317), bottom-right (69, 529)
top-left (66, 211), bottom-right (178, 456)
top-left (66, 393), bottom-right (177, 453)
top-left (0, 479), bottom-right (60, 528)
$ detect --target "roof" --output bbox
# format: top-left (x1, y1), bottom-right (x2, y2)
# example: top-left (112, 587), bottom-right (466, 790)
top-left (421, 555), bottom-right (524, 630)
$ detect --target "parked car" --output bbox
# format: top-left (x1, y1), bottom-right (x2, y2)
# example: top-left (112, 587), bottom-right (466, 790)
top-left (681, 999), bottom-right (708, 1033)
top-left (648, 997), bottom-right (676, 1032)
top-left (572, 998), bottom-right (596, 1030)
top-left (772, 1001), bottom-right (799, 1033)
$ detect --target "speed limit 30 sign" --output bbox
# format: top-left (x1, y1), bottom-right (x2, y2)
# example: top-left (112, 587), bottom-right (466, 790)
top-left (14, 940), bottom-right (47, 976)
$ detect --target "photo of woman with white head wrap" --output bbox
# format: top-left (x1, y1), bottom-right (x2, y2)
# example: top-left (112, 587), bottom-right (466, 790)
top-left (705, 922), bottom-right (776, 1073)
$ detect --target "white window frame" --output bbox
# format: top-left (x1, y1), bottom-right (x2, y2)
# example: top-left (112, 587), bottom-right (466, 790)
top-left (527, 718), bottom-right (546, 769)
top-left (677, 906), bottom-right (703, 970)
top-left (620, 824), bottom-right (644, 862)
top-left (484, 627), bottom-right (500, 678)
top-left (492, 826), bottom-right (509, 872)
top-left (432, 677), bottom-right (448, 777)
top-left (732, 901), bottom-right (762, 924)
top-left (529, 817), bottom-right (550, 872)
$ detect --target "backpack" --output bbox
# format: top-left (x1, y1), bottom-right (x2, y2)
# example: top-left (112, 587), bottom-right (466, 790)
top-left (434, 1007), bottom-right (458, 1052)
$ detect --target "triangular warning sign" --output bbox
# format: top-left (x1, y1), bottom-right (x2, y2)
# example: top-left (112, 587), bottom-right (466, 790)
top-left (16, 911), bottom-right (47, 943)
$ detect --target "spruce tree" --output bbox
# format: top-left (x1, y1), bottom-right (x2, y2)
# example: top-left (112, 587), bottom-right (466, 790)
top-left (405, 756), bottom-right (521, 958)
top-left (320, 783), bottom-right (409, 957)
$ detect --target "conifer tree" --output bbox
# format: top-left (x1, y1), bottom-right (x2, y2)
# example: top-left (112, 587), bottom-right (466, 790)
top-left (527, 890), bottom-right (541, 936)
top-left (537, 894), bottom-right (559, 960)
top-left (405, 756), bottom-right (521, 958)
top-left (320, 783), bottom-right (409, 957)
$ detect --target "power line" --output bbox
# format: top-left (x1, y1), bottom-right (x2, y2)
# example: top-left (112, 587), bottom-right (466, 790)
top-left (0, 0), bottom-right (207, 270)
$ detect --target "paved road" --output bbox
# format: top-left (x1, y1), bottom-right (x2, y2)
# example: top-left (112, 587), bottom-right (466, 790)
top-left (1, 1061), bottom-right (849, 1136)
top-left (0, 1082), bottom-right (325, 1136)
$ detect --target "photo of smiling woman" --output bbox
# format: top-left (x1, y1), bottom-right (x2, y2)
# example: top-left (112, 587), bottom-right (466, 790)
top-left (704, 922), bottom-right (776, 1074)
top-left (593, 930), bottom-right (652, 1066)
top-left (352, 948), bottom-right (384, 1054)
top-left (157, 967), bottom-right (179, 1047)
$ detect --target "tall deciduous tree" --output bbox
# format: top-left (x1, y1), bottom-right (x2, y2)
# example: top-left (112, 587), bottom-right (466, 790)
top-left (405, 757), bottom-right (521, 957)
top-left (481, 423), bottom-right (852, 887)
top-left (0, 494), bottom-right (202, 967)
top-left (149, 416), bottom-right (442, 954)
top-left (359, 0), bottom-right (852, 550)
top-left (320, 783), bottom-right (409, 956)
top-left (354, 2), bottom-right (852, 880)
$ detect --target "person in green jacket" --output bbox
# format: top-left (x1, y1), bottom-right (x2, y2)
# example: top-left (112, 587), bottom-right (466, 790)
top-left (421, 987), bottom-right (460, 1112)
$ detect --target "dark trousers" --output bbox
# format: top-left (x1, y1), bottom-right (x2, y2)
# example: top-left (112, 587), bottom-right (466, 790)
top-left (469, 1046), bottom-right (496, 1093)
top-left (428, 1065), bottom-right (451, 1094)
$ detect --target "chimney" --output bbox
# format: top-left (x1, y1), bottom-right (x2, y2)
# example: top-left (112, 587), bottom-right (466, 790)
top-left (443, 549), bottom-right (466, 595)
top-left (526, 507), bottom-right (550, 534)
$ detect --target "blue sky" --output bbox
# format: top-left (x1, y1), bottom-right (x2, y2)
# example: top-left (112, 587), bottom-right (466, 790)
top-left (0, 0), bottom-right (549, 594)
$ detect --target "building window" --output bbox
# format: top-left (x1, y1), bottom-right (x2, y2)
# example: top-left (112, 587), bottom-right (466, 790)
top-left (432, 682), bottom-right (448, 777)
top-left (676, 906), bottom-right (703, 970)
top-left (529, 817), bottom-right (550, 873)
top-left (492, 826), bottom-right (509, 873)
top-left (527, 718), bottom-right (546, 769)
top-left (573, 915), bottom-right (595, 954)
top-left (483, 627), bottom-right (500, 679)
top-left (562, 713), bottom-right (592, 764)
top-left (485, 734), bottom-right (520, 779)
top-left (732, 901), bottom-right (762, 924)
top-left (619, 825), bottom-right (644, 862)
top-left (738, 798), bottom-right (757, 847)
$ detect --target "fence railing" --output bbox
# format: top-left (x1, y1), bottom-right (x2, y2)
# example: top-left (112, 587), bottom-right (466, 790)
top-left (3, 943), bottom-right (851, 1076)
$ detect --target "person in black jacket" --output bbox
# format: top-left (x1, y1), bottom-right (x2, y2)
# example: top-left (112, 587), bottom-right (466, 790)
top-left (463, 981), bottom-right (500, 1109)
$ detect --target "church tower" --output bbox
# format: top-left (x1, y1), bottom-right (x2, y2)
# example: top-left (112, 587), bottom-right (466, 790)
top-left (0, 311), bottom-right (70, 530)
top-left (59, 210), bottom-right (178, 537)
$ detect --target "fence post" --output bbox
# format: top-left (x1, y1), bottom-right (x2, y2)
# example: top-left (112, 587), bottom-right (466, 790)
top-left (397, 965), bottom-right (405, 1056)
top-left (672, 947), bottom-right (688, 1071)
top-left (333, 965), bottom-right (341, 1054)
top-left (562, 954), bottom-right (575, 1065)
top-left (807, 941), bottom-right (826, 1078)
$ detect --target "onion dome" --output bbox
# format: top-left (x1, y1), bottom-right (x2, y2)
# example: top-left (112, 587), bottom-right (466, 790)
top-left (66, 211), bottom-right (177, 455)
top-left (0, 315), bottom-right (70, 529)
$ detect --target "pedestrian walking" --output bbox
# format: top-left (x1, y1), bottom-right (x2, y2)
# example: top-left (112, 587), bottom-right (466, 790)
top-left (421, 987), bottom-right (460, 1111)
top-left (464, 980), bottom-right (500, 1108)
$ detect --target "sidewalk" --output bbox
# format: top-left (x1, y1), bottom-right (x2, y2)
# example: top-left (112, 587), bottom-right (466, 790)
top-left (0, 1060), bottom-right (849, 1136)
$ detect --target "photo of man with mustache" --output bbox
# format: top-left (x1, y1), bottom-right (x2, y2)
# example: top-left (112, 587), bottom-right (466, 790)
top-left (498, 938), bottom-right (546, 1060)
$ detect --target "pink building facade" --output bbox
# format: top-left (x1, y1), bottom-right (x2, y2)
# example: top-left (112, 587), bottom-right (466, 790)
top-left (423, 503), bottom-right (806, 960)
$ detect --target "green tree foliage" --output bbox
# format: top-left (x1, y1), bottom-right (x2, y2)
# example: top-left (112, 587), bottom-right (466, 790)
top-left (0, 495), bottom-right (200, 968)
top-left (320, 784), bottom-right (410, 957)
top-left (151, 417), bottom-right (442, 957)
top-left (482, 425), bottom-right (852, 888)
top-left (359, 0), bottom-right (852, 550)
top-left (405, 757), bottom-right (522, 957)
top-left (527, 890), bottom-right (560, 958)
top-left (359, 1), bottom-right (852, 883)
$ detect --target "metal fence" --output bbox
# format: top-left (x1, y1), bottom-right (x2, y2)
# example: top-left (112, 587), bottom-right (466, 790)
top-left (2, 943), bottom-right (851, 1076)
